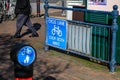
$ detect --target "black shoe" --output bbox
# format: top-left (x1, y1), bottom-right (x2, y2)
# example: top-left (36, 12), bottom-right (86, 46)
top-left (29, 33), bottom-right (39, 37)
top-left (13, 34), bottom-right (21, 38)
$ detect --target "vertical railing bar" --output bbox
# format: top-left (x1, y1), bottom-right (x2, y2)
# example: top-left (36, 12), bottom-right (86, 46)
top-left (102, 27), bottom-right (105, 60)
top-left (94, 26), bottom-right (97, 57)
top-left (71, 24), bottom-right (73, 49)
top-left (79, 24), bottom-right (82, 52)
top-left (76, 24), bottom-right (79, 51)
top-left (68, 23), bottom-right (70, 49)
top-left (74, 23), bottom-right (77, 50)
top-left (81, 26), bottom-right (83, 52)
top-left (44, 0), bottom-right (49, 51)
top-left (98, 27), bottom-right (101, 59)
top-left (109, 5), bottom-right (119, 72)
top-left (67, 23), bottom-right (70, 49)
top-left (89, 26), bottom-right (92, 55)
top-left (83, 25), bottom-right (86, 53)
top-left (85, 25), bottom-right (88, 54)
top-left (92, 27), bottom-right (94, 56)
top-left (84, 25), bottom-right (86, 53)
top-left (73, 24), bottom-right (75, 50)
top-left (70, 24), bottom-right (73, 49)
top-left (88, 25), bottom-right (91, 55)
top-left (107, 28), bottom-right (111, 61)
top-left (104, 14), bottom-right (109, 61)
top-left (76, 24), bottom-right (78, 51)
top-left (78, 24), bottom-right (80, 52)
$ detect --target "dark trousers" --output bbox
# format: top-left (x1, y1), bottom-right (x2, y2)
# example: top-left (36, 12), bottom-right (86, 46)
top-left (15, 14), bottom-right (37, 35)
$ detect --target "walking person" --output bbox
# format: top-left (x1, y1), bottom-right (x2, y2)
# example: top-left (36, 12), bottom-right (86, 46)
top-left (13, 0), bottom-right (39, 38)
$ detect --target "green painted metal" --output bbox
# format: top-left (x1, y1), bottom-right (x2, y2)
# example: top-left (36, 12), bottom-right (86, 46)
top-left (116, 16), bottom-right (120, 64)
top-left (85, 13), bottom-right (120, 64)
top-left (92, 27), bottom-right (111, 61)
top-left (85, 12), bottom-right (112, 62)
top-left (85, 12), bottom-right (110, 24)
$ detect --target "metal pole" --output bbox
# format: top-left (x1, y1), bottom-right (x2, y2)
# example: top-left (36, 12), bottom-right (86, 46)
top-left (61, 0), bottom-right (65, 16)
top-left (44, 0), bottom-right (49, 51)
top-left (109, 5), bottom-right (119, 72)
top-left (36, 0), bottom-right (40, 17)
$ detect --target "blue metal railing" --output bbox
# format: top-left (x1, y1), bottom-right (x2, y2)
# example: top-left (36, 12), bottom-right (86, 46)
top-left (44, 0), bottom-right (119, 72)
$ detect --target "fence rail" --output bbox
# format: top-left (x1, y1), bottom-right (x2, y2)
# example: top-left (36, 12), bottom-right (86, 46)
top-left (44, 0), bottom-right (119, 72)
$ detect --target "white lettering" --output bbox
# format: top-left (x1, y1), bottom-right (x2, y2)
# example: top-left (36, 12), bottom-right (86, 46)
top-left (49, 36), bottom-right (56, 40)
top-left (48, 19), bottom-right (56, 24)
top-left (53, 41), bottom-right (60, 46)
top-left (57, 21), bottom-right (65, 26)
top-left (57, 37), bottom-right (64, 42)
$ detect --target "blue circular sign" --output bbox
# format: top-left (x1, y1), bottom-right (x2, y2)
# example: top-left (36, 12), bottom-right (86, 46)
top-left (17, 46), bottom-right (36, 66)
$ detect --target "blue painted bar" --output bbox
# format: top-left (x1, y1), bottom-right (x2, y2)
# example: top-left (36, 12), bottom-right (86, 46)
top-left (48, 5), bottom-right (112, 15)
top-left (109, 5), bottom-right (119, 72)
top-left (67, 20), bottom-right (110, 28)
top-left (44, 0), bottom-right (49, 51)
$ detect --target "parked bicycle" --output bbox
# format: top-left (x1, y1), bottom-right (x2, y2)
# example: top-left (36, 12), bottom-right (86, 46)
top-left (0, 0), bottom-right (3, 23)
top-left (0, 0), bottom-right (15, 23)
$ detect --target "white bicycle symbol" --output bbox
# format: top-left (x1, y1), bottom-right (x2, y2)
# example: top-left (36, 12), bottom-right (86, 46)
top-left (51, 25), bottom-right (62, 37)
top-left (21, 48), bottom-right (31, 64)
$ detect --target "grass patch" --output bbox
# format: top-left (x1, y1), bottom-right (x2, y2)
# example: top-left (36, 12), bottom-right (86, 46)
top-left (27, 39), bottom-right (44, 50)
top-left (48, 50), bottom-right (109, 72)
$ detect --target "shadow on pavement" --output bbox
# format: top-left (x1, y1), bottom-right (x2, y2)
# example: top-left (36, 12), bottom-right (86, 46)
top-left (43, 76), bottom-right (56, 80)
top-left (21, 23), bottom-right (41, 37)
top-left (0, 34), bottom-right (27, 79)
top-left (34, 58), bottom-right (70, 80)
top-left (0, 34), bottom-right (70, 80)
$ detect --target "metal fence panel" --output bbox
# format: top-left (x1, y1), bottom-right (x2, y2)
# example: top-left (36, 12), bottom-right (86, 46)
top-left (44, 0), bottom-right (119, 72)
top-left (92, 26), bottom-right (111, 61)
top-left (68, 23), bottom-right (92, 55)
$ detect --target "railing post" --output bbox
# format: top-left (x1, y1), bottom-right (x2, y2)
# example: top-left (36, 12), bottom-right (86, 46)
top-left (36, 0), bottom-right (40, 17)
top-left (109, 5), bottom-right (119, 72)
top-left (44, 0), bottom-right (49, 51)
top-left (61, 0), bottom-right (65, 16)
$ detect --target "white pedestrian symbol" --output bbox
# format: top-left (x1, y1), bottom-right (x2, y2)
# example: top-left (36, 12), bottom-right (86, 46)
top-left (24, 55), bottom-right (29, 64)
